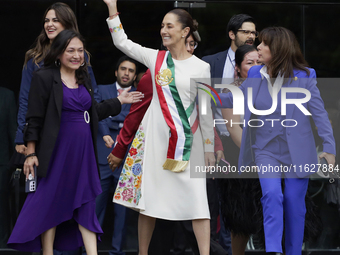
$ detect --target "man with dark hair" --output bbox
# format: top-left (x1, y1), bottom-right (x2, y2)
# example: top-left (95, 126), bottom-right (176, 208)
top-left (85, 55), bottom-right (137, 255)
top-left (204, 14), bottom-right (257, 87)
top-left (203, 14), bottom-right (257, 163)
top-left (202, 13), bottom-right (257, 254)
top-left (226, 14), bottom-right (256, 49)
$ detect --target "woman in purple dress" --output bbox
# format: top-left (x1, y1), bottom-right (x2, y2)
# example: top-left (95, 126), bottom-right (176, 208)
top-left (7, 30), bottom-right (143, 255)
top-left (15, 2), bottom-right (99, 156)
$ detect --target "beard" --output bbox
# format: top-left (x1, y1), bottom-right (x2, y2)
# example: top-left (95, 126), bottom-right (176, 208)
top-left (117, 77), bottom-right (134, 88)
top-left (235, 35), bottom-right (254, 48)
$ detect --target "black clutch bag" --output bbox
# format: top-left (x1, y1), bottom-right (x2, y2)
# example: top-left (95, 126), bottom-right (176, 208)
top-left (8, 150), bottom-right (25, 169)
top-left (319, 157), bottom-right (340, 183)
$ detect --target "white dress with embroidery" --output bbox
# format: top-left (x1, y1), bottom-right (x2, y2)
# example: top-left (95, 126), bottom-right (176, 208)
top-left (107, 17), bottom-right (214, 220)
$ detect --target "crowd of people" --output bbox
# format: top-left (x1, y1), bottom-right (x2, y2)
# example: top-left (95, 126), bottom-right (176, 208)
top-left (0, 1), bottom-right (337, 255)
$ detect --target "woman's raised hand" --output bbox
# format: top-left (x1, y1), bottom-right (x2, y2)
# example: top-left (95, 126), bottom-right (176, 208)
top-left (103, 0), bottom-right (118, 17)
top-left (103, 0), bottom-right (116, 6)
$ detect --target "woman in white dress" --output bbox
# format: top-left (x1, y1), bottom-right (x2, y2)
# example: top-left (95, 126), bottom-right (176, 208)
top-left (104, 0), bottom-right (215, 254)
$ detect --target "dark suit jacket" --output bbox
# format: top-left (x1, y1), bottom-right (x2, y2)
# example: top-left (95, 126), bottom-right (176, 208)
top-left (95, 82), bottom-right (135, 165)
top-left (202, 50), bottom-right (231, 135)
top-left (0, 87), bottom-right (16, 166)
top-left (202, 50), bottom-right (228, 83)
top-left (24, 67), bottom-right (122, 177)
top-left (111, 69), bottom-right (153, 159)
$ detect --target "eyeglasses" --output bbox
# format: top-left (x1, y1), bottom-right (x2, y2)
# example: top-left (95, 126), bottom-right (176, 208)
top-left (186, 41), bottom-right (198, 49)
top-left (237, 30), bottom-right (259, 38)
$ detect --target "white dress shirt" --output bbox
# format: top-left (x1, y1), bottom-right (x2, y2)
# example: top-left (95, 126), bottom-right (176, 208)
top-left (222, 47), bottom-right (236, 79)
top-left (216, 47), bottom-right (236, 136)
top-left (259, 65), bottom-right (284, 98)
top-left (115, 82), bottom-right (131, 128)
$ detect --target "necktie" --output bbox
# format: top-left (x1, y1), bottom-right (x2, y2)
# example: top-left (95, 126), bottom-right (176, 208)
top-left (118, 88), bottom-right (124, 95)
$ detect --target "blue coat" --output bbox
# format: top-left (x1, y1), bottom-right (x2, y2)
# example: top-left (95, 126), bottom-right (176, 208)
top-left (95, 83), bottom-right (136, 166)
top-left (218, 65), bottom-right (336, 177)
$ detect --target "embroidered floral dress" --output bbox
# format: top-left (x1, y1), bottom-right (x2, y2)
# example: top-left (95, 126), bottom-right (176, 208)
top-left (107, 16), bottom-right (214, 220)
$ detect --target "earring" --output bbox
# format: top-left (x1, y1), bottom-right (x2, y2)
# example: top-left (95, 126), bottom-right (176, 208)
top-left (81, 62), bottom-right (85, 67)
top-left (181, 35), bottom-right (184, 38)
top-left (55, 59), bottom-right (60, 67)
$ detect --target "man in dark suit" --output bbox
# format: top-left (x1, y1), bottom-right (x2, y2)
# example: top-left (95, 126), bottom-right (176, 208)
top-left (202, 13), bottom-right (257, 147)
top-left (92, 55), bottom-right (137, 255)
top-left (0, 87), bottom-right (17, 248)
top-left (202, 14), bottom-right (257, 254)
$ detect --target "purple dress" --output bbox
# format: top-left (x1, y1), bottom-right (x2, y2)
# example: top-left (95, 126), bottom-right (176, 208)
top-left (8, 84), bottom-right (103, 252)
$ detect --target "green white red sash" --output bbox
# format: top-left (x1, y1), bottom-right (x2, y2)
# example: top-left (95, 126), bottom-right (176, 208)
top-left (155, 51), bottom-right (198, 172)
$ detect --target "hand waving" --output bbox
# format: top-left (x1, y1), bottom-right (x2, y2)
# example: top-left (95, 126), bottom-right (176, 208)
top-left (103, 0), bottom-right (118, 17)
top-left (117, 87), bottom-right (144, 104)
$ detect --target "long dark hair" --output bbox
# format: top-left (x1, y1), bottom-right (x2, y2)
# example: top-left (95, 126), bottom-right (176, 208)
top-left (259, 27), bottom-right (310, 78)
top-left (44, 30), bottom-right (88, 85)
top-left (24, 2), bottom-right (79, 67)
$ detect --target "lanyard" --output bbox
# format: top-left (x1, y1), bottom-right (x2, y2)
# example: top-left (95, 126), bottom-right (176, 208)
top-left (227, 52), bottom-right (235, 71)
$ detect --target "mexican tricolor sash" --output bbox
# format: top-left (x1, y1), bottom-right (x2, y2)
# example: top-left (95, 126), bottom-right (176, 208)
top-left (155, 51), bottom-right (198, 172)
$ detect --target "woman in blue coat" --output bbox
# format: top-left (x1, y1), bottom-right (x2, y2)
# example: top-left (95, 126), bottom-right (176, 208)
top-left (217, 27), bottom-right (336, 255)
top-left (15, 2), bottom-right (98, 155)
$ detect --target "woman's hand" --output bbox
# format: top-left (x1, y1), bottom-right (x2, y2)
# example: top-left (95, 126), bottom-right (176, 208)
top-left (103, 135), bottom-right (115, 148)
top-left (103, 0), bottom-right (116, 4)
top-left (319, 152), bottom-right (336, 168)
top-left (204, 152), bottom-right (216, 168)
top-left (103, 0), bottom-right (118, 18)
top-left (15, 144), bottom-right (27, 155)
top-left (103, 0), bottom-right (117, 7)
top-left (215, 150), bottom-right (225, 165)
top-left (107, 153), bottom-right (123, 171)
top-left (117, 87), bottom-right (144, 104)
top-left (23, 155), bottom-right (39, 180)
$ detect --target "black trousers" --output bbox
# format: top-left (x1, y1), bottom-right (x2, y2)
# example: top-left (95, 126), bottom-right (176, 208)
top-left (0, 165), bottom-right (10, 248)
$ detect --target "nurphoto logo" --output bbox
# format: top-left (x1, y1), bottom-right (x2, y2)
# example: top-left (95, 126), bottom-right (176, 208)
top-left (214, 84), bottom-right (311, 116)
top-left (196, 80), bottom-right (312, 128)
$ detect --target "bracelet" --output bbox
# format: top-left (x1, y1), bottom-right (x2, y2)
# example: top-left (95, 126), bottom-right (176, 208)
top-left (109, 12), bottom-right (120, 19)
top-left (25, 153), bottom-right (37, 159)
